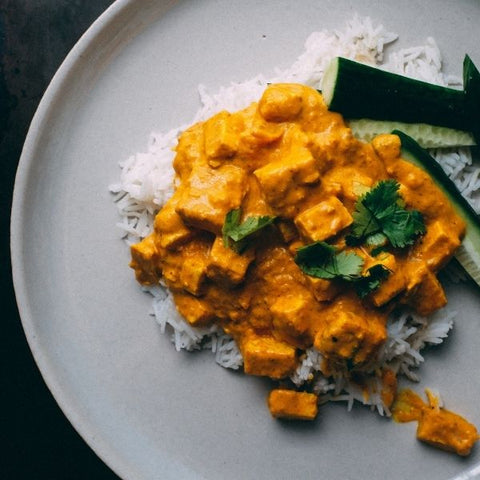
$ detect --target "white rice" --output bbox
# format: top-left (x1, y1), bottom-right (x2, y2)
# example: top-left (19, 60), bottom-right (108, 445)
top-left (110, 16), bottom-right (479, 415)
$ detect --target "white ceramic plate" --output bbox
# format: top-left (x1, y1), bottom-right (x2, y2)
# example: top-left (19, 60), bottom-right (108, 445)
top-left (11, 1), bottom-right (480, 478)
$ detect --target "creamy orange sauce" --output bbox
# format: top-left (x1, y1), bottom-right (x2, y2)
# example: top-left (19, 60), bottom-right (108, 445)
top-left (129, 84), bottom-right (472, 442)
top-left (393, 389), bottom-right (479, 456)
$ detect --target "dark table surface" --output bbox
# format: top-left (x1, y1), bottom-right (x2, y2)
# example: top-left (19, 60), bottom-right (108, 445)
top-left (1, 1), bottom-right (121, 478)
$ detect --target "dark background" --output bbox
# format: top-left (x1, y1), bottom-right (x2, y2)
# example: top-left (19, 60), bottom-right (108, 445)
top-left (1, 1), bottom-right (120, 478)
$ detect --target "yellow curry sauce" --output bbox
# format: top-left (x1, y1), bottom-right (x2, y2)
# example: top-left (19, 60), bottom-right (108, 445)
top-left (392, 389), bottom-right (479, 456)
top-left (130, 83), bottom-right (476, 453)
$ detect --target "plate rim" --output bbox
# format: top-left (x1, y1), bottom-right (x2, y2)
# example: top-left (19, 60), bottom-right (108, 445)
top-left (10, 1), bottom-right (142, 478)
top-left (9, 2), bottom-right (480, 479)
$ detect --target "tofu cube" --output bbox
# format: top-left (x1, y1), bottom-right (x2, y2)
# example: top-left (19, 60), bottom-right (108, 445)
top-left (173, 292), bottom-right (216, 327)
top-left (306, 276), bottom-right (340, 302)
top-left (371, 133), bottom-right (401, 162)
top-left (176, 164), bottom-right (247, 234)
top-left (129, 234), bottom-right (160, 285)
top-left (154, 195), bottom-right (194, 250)
top-left (267, 389), bottom-right (318, 421)
top-left (242, 335), bottom-right (297, 379)
top-left (367, 253), bottom-right (406, 307)
top-left (258, 84), bottom-right (304, 122)
top-left (294, 197), bottom-right (353, 242)
top-left (315, 310), bottom-right (386, 365)
top-left (206, 236), bottom-right (254, 286)
top-left (405, 266), bottom-right (447, 317)
top-left (179, 255), bottom-right (209, 296)
top-left (203, 110), bottom-right (239, 163)
top-left (253, 146), bottom-right (319, 213)
top-left (270, 294), bottom-right (312, 341)
top-left (276, 219), bottom-right (298, 243)
top-left (419, 220), bottom-right (463, 271)
top-left (417, 407), bottom-right (479, 456)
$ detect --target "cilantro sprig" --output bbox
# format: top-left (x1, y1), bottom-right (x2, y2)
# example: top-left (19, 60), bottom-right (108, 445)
top-left (222, 209), bottom-right (276, 252)
top-left (294, 241), bottom-right (391, 298)
top-left (346, 179), bottom-right (426, 249)
top-left (295, 241), bottom-right (363, 281)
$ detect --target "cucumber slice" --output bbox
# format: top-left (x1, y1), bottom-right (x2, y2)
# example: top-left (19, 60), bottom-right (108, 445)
top-left (394, 130), bottom-right (480, 286)
top-left (464, 54), bottom-right (480, 143)
top-left (322, 57), bottom-right (472, 132)
top-left (348, 119), bottom-right (476, 148)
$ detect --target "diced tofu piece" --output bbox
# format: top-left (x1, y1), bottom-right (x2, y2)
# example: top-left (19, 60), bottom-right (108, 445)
top-left (367, 253), bottom-right (406, 307)
top-left (129, 234), bottom-right (160, 285)
top-left (404, 262), bottom-right (447, 316)
top-left (173, 123), bottom-right (205, 179)
top-left (270, 294), bottom-right (312, 343)
top-left (258, 84), bottom-right (304, 122)
top-left (206, 236), bottom-right (254, 286)
top-left (173, 292), bottom-right (216, 327)
top-left (419, 220), bottom-right (463, 271)
top-left (179, 255), bottom-right (209, 296)
top-left (242, 335), bottom-right (297, 379)
top-left (253, 146), bottom-right (319, 214)
top-left (294, 197), bottom-right (353, 242)
top-left (247, 113), bottom-right (285, 147)
top-left (240, 176), bottom-right (274, 219)
top-left (371, 133), bottom-right (401, 162)
top-left (176, 164), bottom-right (248, 234)
top-left (276, 219), bottom-right (298, 243)
top-left (315, 310), bottom-right (386, 366)
top-left (203, 110), bottom-right (239, 164)
top-left (267, 389), bottom-right (318, 421)
top-left (305, 276), bottom-right (340, 302)
top-left (154, 194), bottom-right (194, 250)
top-left (417, 407), bottom-right (479, 456)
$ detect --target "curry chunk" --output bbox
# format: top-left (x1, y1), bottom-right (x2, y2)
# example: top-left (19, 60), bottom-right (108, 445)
top-left (417, 406), bottom-right (479, 456)
top-left (258, 84), bottom-right (304, 122)
top-left (418, 220), bottom-right (463, 271)
top-left (204, 110), bottom-right (239, 164)
top-left (393, 389), bottom-right (479, 456)
top-left (371, 133), bottom-right (401, 162)
top-left (130, 234), bottom-right (160, 285)
top-left (176, 164), bottom-right (248, 234)
top-left (404, 264), bottom-right (447, 316)
top-left (294, 197), bottom-right (353, 242)
top-left (253, 145), bottom-right (319, 214)
top-left (179, 255), bottom-right (210, 296)
top-left (206, 236), bottom-right (255, 286)
top-left (366, 253), bottom-right (406, 307)
top-left (306, 276), bottom-right (340, 302)
top-left (173, 123), bottom-right (205, 179)
top-left (242, 335), bottom-right (297, 379)
top-left (270, 294), bottom-right (313, 346)
top-left (267, 389), bottom-right (318, 420)
top-left (153, 193), bottom-right (194, 250)
top-left (315, 308), bottom-right (386, 367)
top-left (173, 292), bottom-right (216, 327)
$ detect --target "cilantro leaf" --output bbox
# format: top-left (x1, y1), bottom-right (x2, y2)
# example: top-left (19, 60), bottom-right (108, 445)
top-left (222, 209), bottom-right (276, 252)
top-left (353, 264), bottom-right (391, 298)
top-left (346, 179), bottom-right (425, 249)
top-left (295, 242), bottom-right (391, 298)
top-left (294, 241), bottom-right (364, 281)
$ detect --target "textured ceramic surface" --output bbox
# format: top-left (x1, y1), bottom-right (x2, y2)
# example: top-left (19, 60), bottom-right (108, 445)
top-left (11, 1), bottom-right (480, 478)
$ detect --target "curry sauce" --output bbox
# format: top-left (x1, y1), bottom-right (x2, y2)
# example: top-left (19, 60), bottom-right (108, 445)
top-left (129, 83), bottom-right (474, 452)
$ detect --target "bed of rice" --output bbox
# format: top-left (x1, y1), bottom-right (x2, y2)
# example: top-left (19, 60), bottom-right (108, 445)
top-left (109, 16), bottom-right (480, 416)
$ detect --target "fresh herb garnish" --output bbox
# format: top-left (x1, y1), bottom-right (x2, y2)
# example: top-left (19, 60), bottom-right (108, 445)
top-left (294, 241), bottom-right (391, 298)
top-left (294, 241), bottom-right (364, 281)
top-left (353, 264), bottom-right (391, 299)
top-left (222, 209), bottom-right (276, 252)
top-left (346, 179), bottom-right (426, 249)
